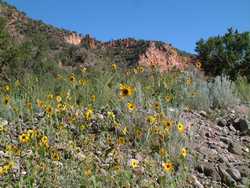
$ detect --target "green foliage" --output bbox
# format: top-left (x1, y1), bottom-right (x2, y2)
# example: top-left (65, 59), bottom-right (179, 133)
top-left (0, 16), bottom-right (63, 81)
top-left (235, 77), bottom-right (250, 103)
top-left (195, 28), bottom-right (250, 81)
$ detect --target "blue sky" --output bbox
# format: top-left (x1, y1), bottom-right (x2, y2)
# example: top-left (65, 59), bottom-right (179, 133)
top-left (6, 0), bottom-right (250, 53)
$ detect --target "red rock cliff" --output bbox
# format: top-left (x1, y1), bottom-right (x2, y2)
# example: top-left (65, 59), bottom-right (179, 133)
top-left (138, 42), bottom-right (190, 71)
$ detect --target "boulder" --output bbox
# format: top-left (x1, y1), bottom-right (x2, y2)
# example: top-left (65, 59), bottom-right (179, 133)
top-left (226, 168), bottom-right (241, 181)
top-left (233, 118), bottom-right (249, 133)
top-left (228, 142), bottom-right (243, 155)
top-left (217, 119), bottom-right (227, 127)
top-left (218, 165), bottom-right (236, 186)
top-left (237, 166), bottom-right (250, 177)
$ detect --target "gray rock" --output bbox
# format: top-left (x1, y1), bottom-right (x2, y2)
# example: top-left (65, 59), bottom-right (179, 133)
top-left (228, 125), bottom-right (237, 133)
top-left (199, 111), bottom-right (207, 118)
top-left (218, 155), bottom-right (230, 166)
top-left (229, 111), bottom-right (236, 120)
top-left (226, 168), bottom-right (241, 181)
top-left (0, 151), bottom-right (7, 157)
top-left (242, 147), bottom-right (249, 153)
top-left (191, 175), bottom-right (204, 188)
top-left (238, 166), bottom-right (250, 177)
top-left (233, 118), bottom-right (249, 133)
top-left (218, 165), bottom-right (236, 186)
top-left (220, 137), bottom-right (231, 145)
top-left (228, 142), bottom-right (243, 155)
top-left (241, 136), bottom-right (250, 143)
top-left (198, 146), bottom-right (210, 155)
top-left (207, 149), bottom-right (219, 161)
top-left (195, 162), bottom-right (220, 181)
top-left (222, 127), bottom-right (230, 136)
top-left (217, 119), bottom-right (227, 127)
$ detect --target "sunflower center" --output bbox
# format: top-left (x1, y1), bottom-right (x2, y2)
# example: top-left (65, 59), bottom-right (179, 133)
top-left (122, 89), bottom-right (129, 95)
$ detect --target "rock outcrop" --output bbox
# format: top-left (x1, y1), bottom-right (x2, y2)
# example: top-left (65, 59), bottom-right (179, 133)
top-left (138, 42), bottom-right (190, 71)
top-left (0, 1), bottom-right (195, 72)
top-left (65, 33), bottom-right (83, 45)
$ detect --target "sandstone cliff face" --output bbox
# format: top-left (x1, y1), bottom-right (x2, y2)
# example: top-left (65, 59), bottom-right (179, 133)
top-left (65, 33), bottom-right (192, 71)
top-left (65, 33), bottom-right (98, 48)
top-left (65, 33), bottom-right (83, 45)
top-left (138, 42), bottom-right (190, 71)
top-left (82, 34), bottom-right (97, 49)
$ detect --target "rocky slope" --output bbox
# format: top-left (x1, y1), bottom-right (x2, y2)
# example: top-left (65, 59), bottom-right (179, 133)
top-left (184, 110), bottom-right (250, 187)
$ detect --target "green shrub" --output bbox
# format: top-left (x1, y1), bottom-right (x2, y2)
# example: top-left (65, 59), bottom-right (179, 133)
top-left (195, 28), bottom-right (250, 81)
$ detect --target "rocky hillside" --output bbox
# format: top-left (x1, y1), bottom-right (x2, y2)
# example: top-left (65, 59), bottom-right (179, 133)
top-left (0, 1), bottom-right (249, 188)
top-left (186, 110), bottom-right (250, 187)
top-left (0, 0), bottom-right (194, 74)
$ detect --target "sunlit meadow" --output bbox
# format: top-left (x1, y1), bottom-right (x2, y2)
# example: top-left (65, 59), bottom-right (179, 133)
top-left (0, 63), bottom-right (246, 187)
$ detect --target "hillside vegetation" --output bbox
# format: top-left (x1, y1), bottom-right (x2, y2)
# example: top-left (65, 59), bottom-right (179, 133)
top-left (0, 1), bottom-right (250, 187)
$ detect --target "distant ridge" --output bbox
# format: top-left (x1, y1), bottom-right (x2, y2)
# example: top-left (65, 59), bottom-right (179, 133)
top-left (0, 0), bottom-right (195, 72)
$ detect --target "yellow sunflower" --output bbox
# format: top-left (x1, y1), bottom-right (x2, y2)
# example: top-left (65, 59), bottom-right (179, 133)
top-left (19, 133), bottom-right (30, 144)
top-left (4, 161), bottom-right (15, 172)
top-left (69, 74), bottom-right (76, 83)
top-left (79, 79), bottom-right (87, 86)
top-left (165, 95), bottom-right (173, 103)
top-left (138, 66), bottom-right (144, 73)
top-left (40, 136), bottom-right (49, 147)
top-left (84, 108), bottom-right (93, 121)
top-left (51, 151), bottom-right (60, 161)
top-left (177, 122), bottom-right (185, 133)
top-left (147, 115), bottom-right (157, 125)
top-left (4, 85), bottom-right (10, 93)
top-left (27, 129), bottom-right (37, 139)
top-left (153, 102), bottom-right (160, 110)
top-left (119, 84), bottom-right (134, 97)
top-left (3, 96), bottom-right (10, 105)
top-left (112, 63), bottom-right (117, 71)
top-left (118, 137), bottom-right (125, 145)
top-left (162, 162), bottom-right (173, 172)
top-left (55, 95), bottom-right (62, 103)
top-left (162, 119), bottom-right (173, 130)
top-left (181, 147), bottom-right (188, 157)
top-left (129, 159), bottom-right (139, 169)
top-left (127, 102), bottom-right (136, 111)
top-left (47, 94), bottom-right (54, 100)
top-left (46, 105), bottom-right (53, 115)
top-left (107, 111), bottom-right (115, 120)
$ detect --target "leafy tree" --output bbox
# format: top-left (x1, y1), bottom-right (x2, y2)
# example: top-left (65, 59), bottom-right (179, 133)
top-left (195, 28), bottom-right (250, 81)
